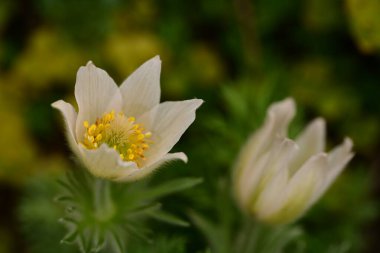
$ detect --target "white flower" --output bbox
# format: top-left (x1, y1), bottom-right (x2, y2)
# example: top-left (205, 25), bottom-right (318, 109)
top-left (233, 98), bottom-right (354, 224)
top-left (52, 56), bottom-right (203, 182)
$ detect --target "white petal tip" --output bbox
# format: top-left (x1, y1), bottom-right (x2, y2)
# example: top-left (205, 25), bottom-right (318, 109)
top-left (162, 152), bottom-right (188, 164)
top-left (283, 97), bottom-right (295, 105)
top-left (268, 97), bottom-right (296, 120)
top-left (51, 100), bottom-right (72, 111)
top-left (313, 117), bottom-right (326, 127)
top-left (343, 137), bottom-right (353, 150)
top-left (310, 152), bottom-right (328, 163)
top-left (179, 153), bottom-right (188, 163)
top-left (275, 97), bottom-right (295, 110)
top-left (145, 55), bottom-right (161, 65)
top-left (86, 60), bottom-right (94, 66)
top-left (281, 137), bottom-right (299, 150)
top-left (51, 100), bottom-right (61, 108)
top-left (193, 98), bottom-right (204, 108)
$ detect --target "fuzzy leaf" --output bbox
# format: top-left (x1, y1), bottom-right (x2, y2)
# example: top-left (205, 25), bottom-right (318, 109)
top-left (148, 209), bottom-right (190, 227)
top-left (142, 177), bottom-right (203, 200)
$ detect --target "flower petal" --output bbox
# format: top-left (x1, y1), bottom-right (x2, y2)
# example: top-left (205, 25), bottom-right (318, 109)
top-left (261, 153), bottom-right (327, 224)
top-left (266, 97), bottom-right (296, 138)
top-left (117, 152), bottom-right (187, 182)
top-left (315, 137), bottom-right (354, 199)
top-left (284, 153), bottom-right (327, 215)
top-left (120, 56), bottom-right (161, 117)
top-left (288, 118), bottom-right (325, 174)
top-left (255, 138), bottom-right (298, 191)
top-left (254, 166), bottom-right (288, 222)
top-left (233, 149), bottom-right (271, 211)
top-left (78, 144), bottom-right (138, 181)
top-left (252, 138), bottom-right (298, 219)
top-left (51, 100), bottom-right (80, 155)
top-left (137, 99), bottom-right (203, 166)
top-left (235, 138), bottom-right (297, 211)
top-left (74, 61), bottom-right (122, 141)
top-left (239, 98), bottom-right (296, 167)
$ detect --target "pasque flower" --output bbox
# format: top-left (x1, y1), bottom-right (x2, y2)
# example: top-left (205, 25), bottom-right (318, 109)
top-left (52, 56), bottom-right (203, 182)
top-left (233, 98), bottom-right (354, 224)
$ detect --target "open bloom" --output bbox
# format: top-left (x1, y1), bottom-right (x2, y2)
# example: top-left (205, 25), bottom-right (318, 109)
top-left (52, 56), bottom-right (203, 182)
top-left (233, 98), bottom-right (354, 224)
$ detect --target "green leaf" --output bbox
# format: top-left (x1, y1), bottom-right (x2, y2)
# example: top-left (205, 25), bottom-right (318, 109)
top-left (125, 224), bottom-right (152, 243)
top-left (148, 209), bottom-right (190, 227)
top-left (189, 211), bottom-right (227, 253)
top-left (60, 227), bottom-right (78, 245)
top-left (263, 226), bottom-right (303, 253)
top-left (107, 227), bottom-right (127, 253)
top-left (142, 177), bottom-right (203, 200)
top-left (125, 203), bottom-right (162, 219)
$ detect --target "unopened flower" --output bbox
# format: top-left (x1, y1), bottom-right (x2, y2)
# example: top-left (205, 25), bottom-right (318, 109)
top-left (233, 98), bottom-right (354, 224)
top-left (52, 56), bottom-right (203, 182)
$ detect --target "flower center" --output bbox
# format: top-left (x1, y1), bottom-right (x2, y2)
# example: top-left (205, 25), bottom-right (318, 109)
top-left (81, 110), bottom-right (152, 167)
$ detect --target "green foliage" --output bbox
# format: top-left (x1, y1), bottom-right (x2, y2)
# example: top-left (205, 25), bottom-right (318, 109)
top-left (129, 236), bottom-right (187, 253)
top-left (36, 0), bottom-right (120, 45)
top-left (56, 167), bottom-right (201, 253)
top-left (19, 173), bottom-right (77, 253)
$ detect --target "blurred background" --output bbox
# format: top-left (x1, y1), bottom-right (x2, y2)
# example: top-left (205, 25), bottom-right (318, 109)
top-left (0, 0), bottom-right (379, 252)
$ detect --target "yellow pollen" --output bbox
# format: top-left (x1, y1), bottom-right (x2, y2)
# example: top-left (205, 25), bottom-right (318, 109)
top-left (81, 110), bottom-right (152, 168)
top-left (88, 125), bottom-right (96, 135)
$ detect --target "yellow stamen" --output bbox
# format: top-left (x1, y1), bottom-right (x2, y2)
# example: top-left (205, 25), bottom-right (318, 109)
top-left (81, 110), bottom-right (152, 167)
top-left (88, 124), bottom-right (96, 135)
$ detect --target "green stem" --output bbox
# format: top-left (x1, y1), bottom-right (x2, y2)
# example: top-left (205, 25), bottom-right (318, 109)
top-left (234, 218), bottom-right (261, 253)
top-left (94, 178), bottom-right (114, 223)
top-left (234, 218), bottom-right (302, 253)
